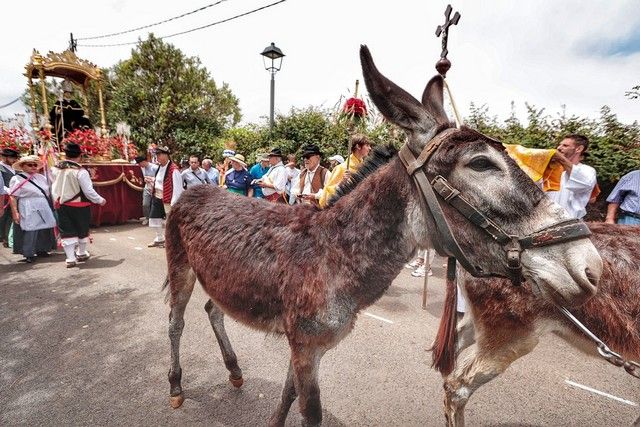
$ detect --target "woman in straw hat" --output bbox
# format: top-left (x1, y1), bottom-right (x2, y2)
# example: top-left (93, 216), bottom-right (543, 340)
top-left (8, 155), bottom-right (56, 263)
top-left (223, 154), bottom-right (253, 197)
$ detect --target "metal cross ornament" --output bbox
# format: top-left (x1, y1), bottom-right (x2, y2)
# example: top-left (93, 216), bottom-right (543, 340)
top-left (435, 4), bottom-right (461, 77)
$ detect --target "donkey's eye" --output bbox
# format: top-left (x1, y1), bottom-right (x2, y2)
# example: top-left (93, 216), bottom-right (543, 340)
top-left (467, 157), bottom-right (497, 172)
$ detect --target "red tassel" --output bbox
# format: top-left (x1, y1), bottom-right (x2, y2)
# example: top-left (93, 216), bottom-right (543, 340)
top-left (431, 257), bottom-right (458, 376)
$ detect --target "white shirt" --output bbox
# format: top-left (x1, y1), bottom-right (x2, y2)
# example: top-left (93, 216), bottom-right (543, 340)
top-left (546, 163), bottom-right (597, 219)
top-left (262, 162), bottom-right (287, 196)
top-left (291, 166), bottom-right (326, 201)
top-left (154, 163), bottom-right (184, 205)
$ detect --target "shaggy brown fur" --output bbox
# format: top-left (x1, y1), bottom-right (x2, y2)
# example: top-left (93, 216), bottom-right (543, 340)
top-left (442, 223), bottom-right (640, 426)
top-left (162, 45), bottom-right (600, 427)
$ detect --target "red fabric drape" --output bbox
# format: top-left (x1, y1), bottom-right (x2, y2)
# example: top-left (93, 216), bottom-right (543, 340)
top-left (83, 164), bottom-right (144, 226)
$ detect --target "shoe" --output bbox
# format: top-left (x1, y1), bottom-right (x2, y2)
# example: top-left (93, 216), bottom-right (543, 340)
top-left (66, 261), bottom-right (77, 268)
top-left (18, 257), bottom-right (35, 263)
top-left (76, 252), bottom-right (90, 262)
top-left (404, 258), bottom-right (423, 269)
top-left (141, 219), bottom-right (149, 225)
top-left (411, 266), bottom-right (433, 277)
top-left (36, 251), bottom-right (51, 257)
top-left (148, 241), bottom-right (165, 248)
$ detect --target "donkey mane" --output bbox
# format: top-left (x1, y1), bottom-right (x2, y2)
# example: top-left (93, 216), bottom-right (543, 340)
top-left (327, 145), bottom-right (398, 207)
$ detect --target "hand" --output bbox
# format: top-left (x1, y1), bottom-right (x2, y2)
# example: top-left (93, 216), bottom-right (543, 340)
top-left (100, 199), bottom-right (107, 206)
top-left (12, 213), bottom-right (20, 224)
top-left (341, 170), bottom-right (351, 183)
top-left (144, 176), bottom-right (154, 184)
top-left (551, 150), bottom-right (568, 164)
top-left (302, 194), bottom-right (315, 200)
top-left (258, 181), bottom-right (268, 188)
top-left (604, 217), bottom-right (616, 224)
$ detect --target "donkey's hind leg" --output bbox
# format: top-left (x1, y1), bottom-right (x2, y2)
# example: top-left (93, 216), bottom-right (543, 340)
top-left (167, 267), bottom-right (196, 409)
top-left (443, 330), bottom-right (539, 427)
top-left (291, 345), bottom-right (326, 427)
top-left (268, 359), bottom-right (297, 427)
top-left (204, 299), bottom-right (243, 387)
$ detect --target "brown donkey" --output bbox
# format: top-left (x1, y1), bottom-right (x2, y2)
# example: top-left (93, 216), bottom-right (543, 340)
top-left (441, 223), bottom-right (639, 426)
top-left (163, 46), bottom-right (602, 426)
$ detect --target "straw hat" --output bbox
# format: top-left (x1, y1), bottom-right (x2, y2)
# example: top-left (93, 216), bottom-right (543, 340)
top-left (229, 153), bottom-right (247, 167)
top-left (13, 155), bottom-right (43, 171)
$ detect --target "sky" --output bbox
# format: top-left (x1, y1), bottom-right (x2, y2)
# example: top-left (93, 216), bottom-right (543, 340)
top-left (1, 0), bottom-right (639, 129)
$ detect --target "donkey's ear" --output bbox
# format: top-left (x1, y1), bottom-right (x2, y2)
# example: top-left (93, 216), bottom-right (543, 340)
top-left (360, 45), bottom-right (436, 133)
top-left (421, 75), bottom-right (449, 125)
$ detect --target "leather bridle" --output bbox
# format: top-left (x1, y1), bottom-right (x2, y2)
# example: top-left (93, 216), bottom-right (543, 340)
top-left (398, 127), bottom-right (593, 285)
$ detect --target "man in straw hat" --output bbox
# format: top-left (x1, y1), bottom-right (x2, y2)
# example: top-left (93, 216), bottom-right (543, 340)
top-left (223, 154), bottom-right (253, 197)
top-left (319, 134), bottom-right (371, 208)
top-left (291, 144), bottom-right (329, 206)
top-left (0, 148), bottom-right (20, 247)
top-left (258, 148), bottom-right (288, 203)
top-left (51, 143), bottom-right (106, 268)
top-left (147, 145), bottom-right (183, 248)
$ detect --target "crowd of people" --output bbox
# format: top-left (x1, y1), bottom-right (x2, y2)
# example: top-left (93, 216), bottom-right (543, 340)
top-left (1, 133), bottom-right (638, 269)
top-left (136, 135), bottom-right (371, 248)
top-left (0, 143), bottom-right (106, 266)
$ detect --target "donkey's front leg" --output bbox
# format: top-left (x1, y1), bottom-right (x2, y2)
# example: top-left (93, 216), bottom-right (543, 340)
top-left (290, 346), bottom-right (325, 427)
top-left (268, 359), bottom-right (297, 427)
top-left (443, 332), bottom-right (538, 426)
top-left (204, 299), bottom-right (243, 387)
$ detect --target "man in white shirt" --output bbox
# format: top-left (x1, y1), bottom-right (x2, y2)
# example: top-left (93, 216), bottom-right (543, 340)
top-left (51, 143), bottom-right (107, 267)
top-left (147, 146), bottom-right (184, 247)
top-left (291, 144), bottom-right (329, 206)
top-left (259, 148), bottom-right (288, 203)
top-left (202, 158), bottom-right (219, 186)
top-left (546, 134), bottom-right (597, 219)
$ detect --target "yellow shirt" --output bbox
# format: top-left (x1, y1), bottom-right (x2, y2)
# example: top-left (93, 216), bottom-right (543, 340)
top-left (319, 153), bottom-right (362, 208)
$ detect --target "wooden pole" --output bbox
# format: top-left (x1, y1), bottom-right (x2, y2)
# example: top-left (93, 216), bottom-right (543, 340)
top-left (421, 249), bottom-right (431, 310)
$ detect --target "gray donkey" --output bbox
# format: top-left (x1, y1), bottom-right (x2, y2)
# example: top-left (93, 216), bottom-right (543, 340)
top-left (163, 46), bottom-right (602, 426)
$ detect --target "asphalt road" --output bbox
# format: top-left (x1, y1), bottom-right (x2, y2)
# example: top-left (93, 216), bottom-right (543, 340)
top-left (1, 222), bottom-right (638, 426)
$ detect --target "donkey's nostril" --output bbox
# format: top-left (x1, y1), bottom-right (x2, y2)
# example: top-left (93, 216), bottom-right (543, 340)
top-left (585, 267), bottom-right (599, 288)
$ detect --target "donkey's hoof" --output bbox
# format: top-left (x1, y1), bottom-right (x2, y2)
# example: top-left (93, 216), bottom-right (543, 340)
top-left (229, 375), bottom-right (244, 388)
top-left (169, 393), bottom-right (184, 408)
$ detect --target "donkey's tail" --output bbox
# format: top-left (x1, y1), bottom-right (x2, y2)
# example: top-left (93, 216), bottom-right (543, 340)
top-left (161, 275), bottom-right (170, 304)
top-left (431, 258), bottom-right (458, 376)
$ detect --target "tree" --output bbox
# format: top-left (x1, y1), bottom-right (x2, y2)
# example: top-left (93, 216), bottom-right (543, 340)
top-left (108, 34), bottom-right (241, 156)
top-left (626, 85), bottom-right (640, 100)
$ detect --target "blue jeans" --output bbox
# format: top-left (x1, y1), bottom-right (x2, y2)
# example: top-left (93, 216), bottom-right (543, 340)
top-left (142, 191), bottom-right (152, 219)
top-left (618, 214), bottom-right (640, 225)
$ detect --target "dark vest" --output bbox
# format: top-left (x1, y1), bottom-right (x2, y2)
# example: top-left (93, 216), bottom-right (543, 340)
top-left (0, 163), bottom-right (16, 190)
top-left (299, 166), bottom-right (328, 206)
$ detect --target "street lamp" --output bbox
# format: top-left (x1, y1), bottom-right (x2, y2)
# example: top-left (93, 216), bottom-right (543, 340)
top-left (260, 42), bottom-right (285, 130)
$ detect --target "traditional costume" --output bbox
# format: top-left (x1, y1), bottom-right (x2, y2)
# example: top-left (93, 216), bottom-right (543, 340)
top-left (51, 143), bottom-right (105, 267)
top-left (262, 148), bottom-right (288, 203)
top-left (292, 144), bottom-right (329, 207)
top-left (148, 146), bottom-right (183, 247)
top-left (8, 156), bottom-right (56, 262)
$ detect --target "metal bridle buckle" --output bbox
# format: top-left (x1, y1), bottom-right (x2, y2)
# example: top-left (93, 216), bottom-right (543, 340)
top-left (504, 237), bottom-right (523, 285)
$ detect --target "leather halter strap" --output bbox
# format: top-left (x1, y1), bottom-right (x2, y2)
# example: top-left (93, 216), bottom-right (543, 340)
top-left (399, 128), bottom-right (592, 284)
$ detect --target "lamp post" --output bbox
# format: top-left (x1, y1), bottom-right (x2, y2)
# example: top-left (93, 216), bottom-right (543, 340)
top-left (260, 42), bottom-right (285, 130)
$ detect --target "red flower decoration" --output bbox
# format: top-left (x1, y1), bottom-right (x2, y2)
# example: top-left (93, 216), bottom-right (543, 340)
top-left (0, 127), bottom-right (34, 154)
top-left (342, 97), bottom-right (367, 118)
